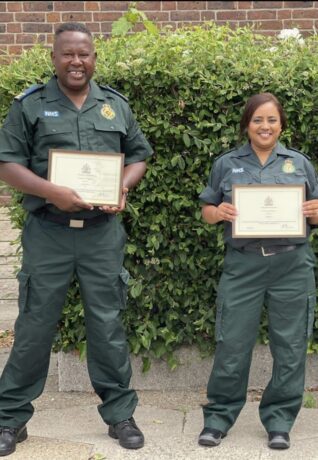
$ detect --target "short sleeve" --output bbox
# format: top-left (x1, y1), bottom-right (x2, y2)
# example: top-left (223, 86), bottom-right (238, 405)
top-left (304, 158), bottom-right (318, 200)
top-left (121, 106), bottom-right (153, 165)
top-left (199, 159), bottom-right (223, 205)
top-left (0, 101), bottom-right (31, 166)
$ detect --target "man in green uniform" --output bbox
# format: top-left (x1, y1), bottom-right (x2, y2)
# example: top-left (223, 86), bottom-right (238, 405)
top-left (0, 22), bottom-right (152, 456)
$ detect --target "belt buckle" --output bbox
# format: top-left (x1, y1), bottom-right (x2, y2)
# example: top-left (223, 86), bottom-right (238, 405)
top-left (261, 246), bottom-right (275, 257)
top-left (69, 219), bottom-right (84, 228)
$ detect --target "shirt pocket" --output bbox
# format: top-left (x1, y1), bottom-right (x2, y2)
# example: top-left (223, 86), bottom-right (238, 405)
top-left (274, 171), bottom-right (307, 185)
top-left (36, 120), bottom-right (74, 151)
top-left (93, 120), bottom-right (127, 151)
top-left (221, 173), bottom-right (253, 202)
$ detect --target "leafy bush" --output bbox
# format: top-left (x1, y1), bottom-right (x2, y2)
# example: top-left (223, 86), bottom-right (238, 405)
top-left (1, 24), bottom-right (318, 369)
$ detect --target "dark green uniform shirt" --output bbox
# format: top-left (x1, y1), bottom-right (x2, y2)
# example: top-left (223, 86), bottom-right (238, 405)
top-left (199, 142), bottom-right (318, 248)
top-left (0, 76), bottom-right (153, 217)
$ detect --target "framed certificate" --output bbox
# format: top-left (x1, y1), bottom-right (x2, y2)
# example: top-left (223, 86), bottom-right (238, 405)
top-left (232, 184), bottom-right (306, 238)
top-left (48, 149), bottom-right (124, 207)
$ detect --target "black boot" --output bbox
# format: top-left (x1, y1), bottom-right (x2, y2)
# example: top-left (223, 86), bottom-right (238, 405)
top-left (108, 417), bottom-right (144, 449)
top-left (0, 426), bottom-right (27, 456)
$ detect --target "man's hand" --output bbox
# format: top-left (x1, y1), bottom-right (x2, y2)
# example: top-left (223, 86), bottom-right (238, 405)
top-left (98, 187), bottom-right (129, 214)
top-left (46, 185), bottom-right (94, 212)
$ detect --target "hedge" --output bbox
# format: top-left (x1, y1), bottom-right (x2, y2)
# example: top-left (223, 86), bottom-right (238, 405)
top-left (1, 24), bottom-right (317, 370)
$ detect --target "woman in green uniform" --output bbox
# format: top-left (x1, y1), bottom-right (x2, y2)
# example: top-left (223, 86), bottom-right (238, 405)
top-left (198, 93), bottom-right (318, 450)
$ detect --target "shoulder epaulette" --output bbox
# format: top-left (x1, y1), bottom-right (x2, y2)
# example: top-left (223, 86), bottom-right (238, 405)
top-left (288, 146), bottom-right (311, 160)
top-left (15, 83), bottom-right (44, 101)
top-left (213, 147), bottom-right (237, 162)
top-left (99, 84), bottom-right (128, 102)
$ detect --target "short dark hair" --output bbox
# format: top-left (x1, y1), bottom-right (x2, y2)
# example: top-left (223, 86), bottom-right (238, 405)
top-left (55, 22), bottom-right (92, 39)
top-left (239, 93), bottom-right (287, 138)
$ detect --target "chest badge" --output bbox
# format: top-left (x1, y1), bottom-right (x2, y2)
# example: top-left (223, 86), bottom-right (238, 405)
top-left (101, 104), bottom-right (115, 120)
top-left (282, 159), bottom-right (295, 173)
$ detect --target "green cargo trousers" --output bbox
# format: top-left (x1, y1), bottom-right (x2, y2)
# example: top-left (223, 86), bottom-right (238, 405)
top-left (203, 243), bottom-right (316, 434)
top-left (0, 213), bottom-right (138, 427)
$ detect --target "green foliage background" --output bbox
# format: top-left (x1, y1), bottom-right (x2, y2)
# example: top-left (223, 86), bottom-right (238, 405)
top-left (1, 24), bottom-right (318, 369)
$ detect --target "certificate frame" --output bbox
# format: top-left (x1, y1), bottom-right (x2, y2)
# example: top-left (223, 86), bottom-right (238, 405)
top-left (48, 149), bottom-right (124, 206)
top-left (232, 184), bottom-right (306, 238)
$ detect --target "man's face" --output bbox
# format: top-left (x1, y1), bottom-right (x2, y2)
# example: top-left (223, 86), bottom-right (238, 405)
top-left (51, 31), bottom-right (96, 94)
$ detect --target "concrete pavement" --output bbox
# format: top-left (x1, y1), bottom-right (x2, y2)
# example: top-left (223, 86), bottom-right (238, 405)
top-left (4, 389), bottom-right (318, 460)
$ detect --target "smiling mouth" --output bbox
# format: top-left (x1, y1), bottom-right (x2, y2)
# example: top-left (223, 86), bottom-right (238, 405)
top-left (68, 70), bottom-right (85, 78)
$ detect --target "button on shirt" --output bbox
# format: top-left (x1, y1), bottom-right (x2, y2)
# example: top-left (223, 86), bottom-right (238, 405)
top-left (0, 76), bottom-right (153, 217)
top-left (199, 142), bottom-right (318, 248)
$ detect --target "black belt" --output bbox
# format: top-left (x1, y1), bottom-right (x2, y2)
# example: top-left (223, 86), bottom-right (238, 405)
top-left (32, 209), bottom-right (112, 228)
top-left (242, 244), bottom-right (298, 257)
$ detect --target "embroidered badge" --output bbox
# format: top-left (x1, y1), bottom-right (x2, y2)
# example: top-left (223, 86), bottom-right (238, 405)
top-left (282, 159), bottom-right (295, 173)
top-left (44, 111), bottom-right (59, 117)
top-left (232, 168), bottom-right (244, 173)
top-left (101, 104), bottom-right (115, 120)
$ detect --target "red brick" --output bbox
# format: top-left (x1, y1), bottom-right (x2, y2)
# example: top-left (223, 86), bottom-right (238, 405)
top-left (16, 34), bottom-right (39, 44)
top-left (7, 23), bottom-right (22, 33)
top-left (61, 12), bottom-right (92, 22)
top-left (134, 1), bottom-right (161, 10)
top-left (161, 2), bottom-right (177, 11)
top-left (100, 22), bottom-right (113, 33)
top-left (293, 9), bottom-right (318, 18)
top-left (7, 2), bottom-right (22, 12)
top-left (277, 9), bottom-right (292, 19)
top-left (146, 11), bottom-right (169, 21)
top-left (253, 1), bottom-right (283, 8)
top-left (207, 2), bottom-right (235, 9)
top-left (284, 1), bottom-right (313, 7)
top-left (100, 1), bottom-right (129, 11)
top-left (85, 22), bottom-right (101, 32)
top-left (47, 12), bottom-right (61, 22)
top-left (254, 20), bottom-right (284, 30)
top-left (23, 2), bottom-right (53, 11)
top-left (283, 19), bottom-right (314, 29)
top-left (177, 1), bottom-right (207, 9)
top-left (217, 11), bottom-right (246, 20)
top-left (237, 1), bottom-right (253, 9)
top-left (0, 34), bottom-right (14, 44)
top-left (201, 11), bottom-right (216, 20)
top-left (22, 23), bottom-right (53, 33)
top-left (15, 13), bottom-right (46, 22)
top-left (248, 10), bottom-right (277, 20)
top-left (54, 1), bottom-right (84, 11)
top-left (0, 3), bottom-right (5, 12)
top-left (0, 13), bottom-right (13, 22)
top-left (93, 12), bottom-right (124, 21)
top-left (8, 45), bottom-right (23, 55)
top-left (85, 2), bottom-right (100, 11)
top-left (0, 23), bottom-right (5, 33)
top-left (171, 10), bottom-right (201, 21)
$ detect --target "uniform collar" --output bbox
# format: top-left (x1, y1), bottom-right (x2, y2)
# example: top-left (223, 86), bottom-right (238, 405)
top-left (231, 142), bottom-right (295, 159)
top-left (44, 76), bottom-right (109, 103)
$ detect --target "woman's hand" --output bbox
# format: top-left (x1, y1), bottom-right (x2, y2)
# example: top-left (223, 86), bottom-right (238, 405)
top-left (215, 202), bottom-right (238, 222)
top-left (303, 199), bottom-right (318, 218)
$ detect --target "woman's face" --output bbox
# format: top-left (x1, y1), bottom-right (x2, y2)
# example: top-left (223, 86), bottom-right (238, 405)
top-left (247, 101), bottom-right (282, 153)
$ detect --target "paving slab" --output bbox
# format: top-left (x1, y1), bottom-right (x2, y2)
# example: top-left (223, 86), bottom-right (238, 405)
top-left (8, 394), bottom-right (318, 460)
top-left (7, 437), bottom-right (93, 460)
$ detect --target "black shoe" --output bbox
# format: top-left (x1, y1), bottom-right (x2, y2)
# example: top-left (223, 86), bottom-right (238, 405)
top-left (268, 431), bottom-right (290, 450)
top-left (0, 426), bottom-right (27, 456)
top-left (198, 427), bottom-right (225, 447)
top-left (108, 417), bottom-right (144, 449)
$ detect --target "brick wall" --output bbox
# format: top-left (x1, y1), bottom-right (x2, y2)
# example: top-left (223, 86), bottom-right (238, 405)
top-left (0, 1), bottom-right (317, 56)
